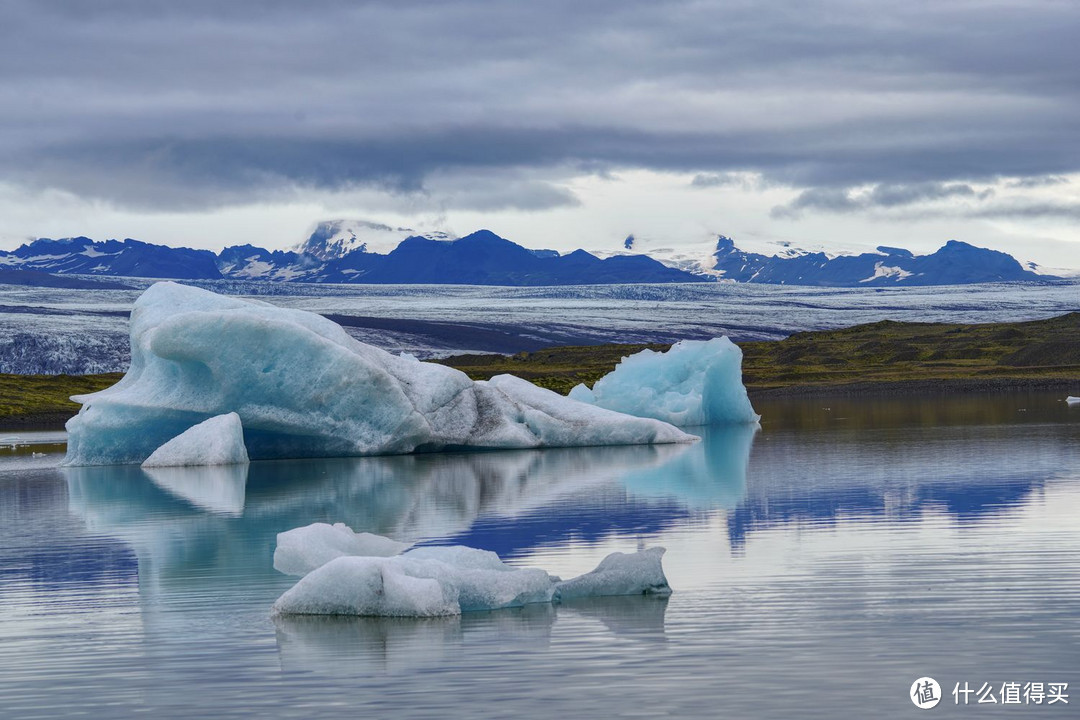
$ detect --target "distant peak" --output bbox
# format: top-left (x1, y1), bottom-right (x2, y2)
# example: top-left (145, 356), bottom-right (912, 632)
top-left (715, 235), bottom-right (736, 251)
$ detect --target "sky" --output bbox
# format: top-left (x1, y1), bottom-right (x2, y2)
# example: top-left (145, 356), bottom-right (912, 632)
top-left (2, 0), bottom-right (1079, 269)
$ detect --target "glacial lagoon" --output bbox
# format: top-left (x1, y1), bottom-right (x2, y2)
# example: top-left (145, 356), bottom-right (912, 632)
top-left (1, 392), bottom-right (1078, 718)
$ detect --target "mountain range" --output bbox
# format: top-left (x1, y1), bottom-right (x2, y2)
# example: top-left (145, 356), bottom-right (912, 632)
top-left (0, 221), bottom-right (1059, 286)
top-left (711, 236), bottom-right (1053, 286)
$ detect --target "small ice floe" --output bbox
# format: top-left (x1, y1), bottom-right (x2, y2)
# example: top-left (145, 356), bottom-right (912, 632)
top-left (141, 413), bottom-right (249, 468)
top-left (569, 337), bottom-right (760, 426)
top-left (554, 547), bottom-right (671, 600)
top-left (1067, 396), bottom-right (1080, 405)
top-left (271, 526), bottom-right (671, 617)
top-left (274, 522), bottom-right (413, 576)
top-left (0, 436), bottom-right (22, 450)
top-left (31, 451), bottom-right (45, 458)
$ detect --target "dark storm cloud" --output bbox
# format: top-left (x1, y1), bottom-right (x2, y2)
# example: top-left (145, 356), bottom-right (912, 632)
top-left (772, 181), bottom-right (995, 217)
top-left (2, 0), bottom-right (1079, 209)
top-left (969, 201), bottom-right (1080, 221)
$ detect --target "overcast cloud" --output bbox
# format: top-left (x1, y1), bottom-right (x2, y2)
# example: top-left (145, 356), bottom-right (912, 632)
top-left (1, 0), bottom-right (1078, 264)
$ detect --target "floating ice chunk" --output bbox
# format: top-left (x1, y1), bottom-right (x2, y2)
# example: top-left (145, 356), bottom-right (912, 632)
top-left (271, 553), bottom-right (556, 617)
top-left (555, 547), bottom-right (672, 600)
top-left (272, 533), bottom-right (672, 617)
top-left (272, 557), bottom-right (460, 617)
top-left (1067, 396), bottom-right (1080, 405)
top-left (65, 282), bottom-right (695, 466)
top-left (141, 413), bottom-right (249, 468)
top-left (569, 338), bottom-right (759, 426)
top-left (274, 523), bottom-right (412, 576)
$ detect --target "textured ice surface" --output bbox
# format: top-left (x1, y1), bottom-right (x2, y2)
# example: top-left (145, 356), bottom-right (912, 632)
top-left (141, 413), bottom-right (249, 467)
top-left (271, 554), bottom-right (556, 617)
top-left (63, 282), bottom-right (694, 465)
top-left (1068, 396), bottom-right (1080, 404)
top-left (275, 523), bottom-right (412, 576)
top-left (555, 547), bottom-right (671, 600)
top-left (569, 338), bottom-right (759, 426)
top-left (272, 535), bottom-right (670, 617)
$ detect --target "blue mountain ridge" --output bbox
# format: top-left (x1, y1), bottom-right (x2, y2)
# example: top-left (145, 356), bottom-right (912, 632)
top-left (0, 229), bottom-right (1058, 286)
top-left (712, 236), bottom-right (1054, 286)
top-left (1, 229), bottom-right (699, 285)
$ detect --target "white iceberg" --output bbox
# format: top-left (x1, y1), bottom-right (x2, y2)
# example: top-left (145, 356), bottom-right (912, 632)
top-left (555, 547), bottom-right (671, 600)
top-left (271, 554), bottom-right (556, 617)
top-left (1067, 396), bottom-right (1080, 405)
top-left (568, 337), bottom-right (759, 426)
top-left (271, 529), bottom-right (672, 617)
top-left (141, 412), bottom-right (249, 468)
top-left (274, 522), bottom-right (413, 576)
top-left (64, 282), bottom-right (695, 466)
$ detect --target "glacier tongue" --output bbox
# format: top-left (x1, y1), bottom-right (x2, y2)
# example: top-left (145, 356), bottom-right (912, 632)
top-left (569, 337), bottom-right (760, 426)
top-left (63, 282), bottom-right (695, 466)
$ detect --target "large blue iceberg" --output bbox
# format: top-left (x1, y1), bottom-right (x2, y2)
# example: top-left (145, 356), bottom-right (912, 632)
top-left (569, 337), bottom-right (760, 426)
top-left (64, 282), bottom-right (696, 465)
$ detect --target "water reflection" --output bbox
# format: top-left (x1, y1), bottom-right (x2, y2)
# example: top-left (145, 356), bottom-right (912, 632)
top-left (274, 596), bottom-right (667, 674)
top-left (61, 442), bottom-right (704, 589)
top-left (143, 464), bottom-right (248, 516)
top-left (621, 424), bottom-right (758, 508)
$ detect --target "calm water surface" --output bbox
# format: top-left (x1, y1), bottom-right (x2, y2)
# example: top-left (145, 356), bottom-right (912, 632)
top-left (1, 394), bottom-right (1078, 718)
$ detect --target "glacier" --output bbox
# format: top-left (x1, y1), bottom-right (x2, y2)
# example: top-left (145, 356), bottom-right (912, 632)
top-left (271, 528), bottom-right (671, 617)
top-left (275, 522), bottom-right (413, 576)
top-left (569, 337), bottom-right (760, 426)
top-left (141, 412), bottom-right (249, 467)
top-left (63, 282), bottom-right (696, 466)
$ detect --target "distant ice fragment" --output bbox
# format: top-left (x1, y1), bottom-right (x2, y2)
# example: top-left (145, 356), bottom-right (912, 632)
top-left (65, 282), bottom-right (694, 466)
top-left (1067, 396), bottom-right (1080, 405)
top-left (569, 338), bottom-right (759, 426)
top-left (274, 523), bottom-right (412, 576)
top-left (555, 547), bottom-right (672, 600)
top-left (141, 412), bottom-right (249, 467)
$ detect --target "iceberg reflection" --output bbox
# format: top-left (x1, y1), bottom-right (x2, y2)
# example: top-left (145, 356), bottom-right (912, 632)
top-left (273, 595), bottom-right (667, 674)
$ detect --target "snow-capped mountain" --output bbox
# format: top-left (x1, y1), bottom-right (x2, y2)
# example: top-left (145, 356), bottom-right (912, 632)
top-left (593, 232), bottom-right (726, 277)
top-left (0, 229), bottom-right (699, 285)
top-left (296, 220), bottom-right (456, 260)
top-left (0, 224), bottom-right (1059, 287)
top-left (0, 236), bottom-right (222, 279)
top-left (710, 236), bottom-right (1054, 285)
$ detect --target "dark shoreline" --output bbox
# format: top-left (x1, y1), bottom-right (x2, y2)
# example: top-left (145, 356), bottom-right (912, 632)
top-left (747, 377), bottom-right (1079, 400)
top-left (4, 378), bottom-right (1076, 432)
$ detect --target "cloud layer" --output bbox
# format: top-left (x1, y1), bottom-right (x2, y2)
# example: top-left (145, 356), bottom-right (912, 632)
top-left (2, 0), bottom-right (1079, 212)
